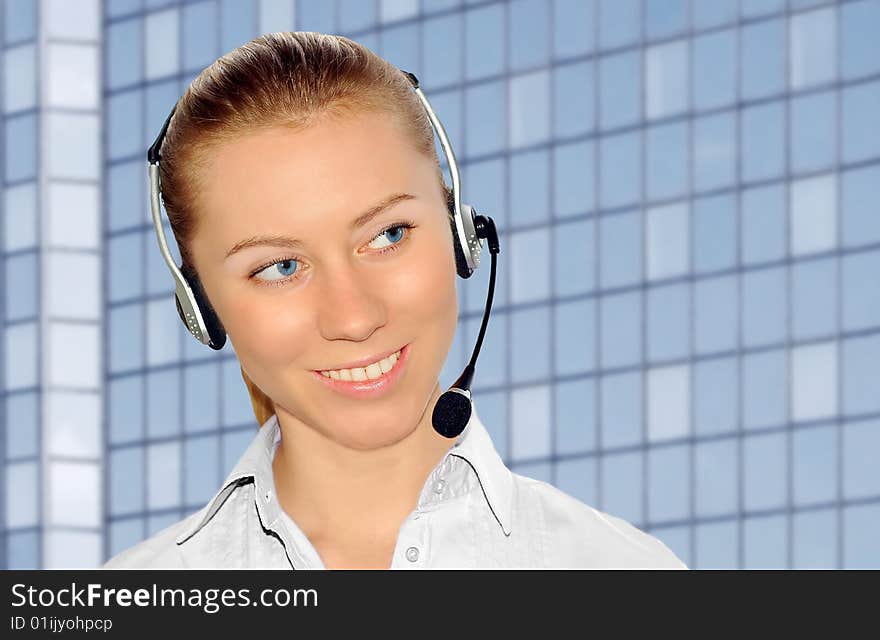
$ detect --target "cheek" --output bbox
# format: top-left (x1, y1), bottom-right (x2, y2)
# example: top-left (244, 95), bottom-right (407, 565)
top-left (222, 291), bottom-right (313, 364)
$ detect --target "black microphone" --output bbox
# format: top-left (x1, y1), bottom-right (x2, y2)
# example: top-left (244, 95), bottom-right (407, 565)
top-left (432, 214), bottom-right (500, 438)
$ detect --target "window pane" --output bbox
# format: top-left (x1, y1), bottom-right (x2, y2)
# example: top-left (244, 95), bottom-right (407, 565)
top-left (147, 368), bottom-right (181, 438)
top-left (744, 514), bottom-right (787, 568)
top-left (844, 504), bottom-right (880, 568)
top-left (600, 291), bottom-right (641, 369)
top-left (465, 80), bottom-right (505, 156)
top-left (145, 9), bottom-right (180, 80)
top-left (843, 418), bottom-right (880, 499)
top-left (599, 132), bottom-right (640, 209)
top-left (842, 80), bottom-right (880, 164)
top-left (510, 149), bottom-right (549, 226)
top-left (647, 364), bottom-right (690, 442)
top-left (693, 30), bottom-right (736, 110)
top-left (696, 520), bottom-right (738, 568)
top-left (743, 349), bottom-right (787, 430)
top-left (742, 267), bottom-right (787, 348)
top-left (184, 361), bottom-right (220, 432)
top-left (790, 91), bottom-right (836, 175)
top-left (106, 19), bottom-right (142, 89)
top-left (3, 182), bottom-right (37, 251)
top-left (644, 0), bottom-right (686, 39)
top-left (509, 227), bottom-right (550, 303)
top-left (555, 458), bottom-right (597, 508)
top-left (842, 164), bottom-right (880, 248)
top-left (5, 0), bottom-right (36, 43)
top-left (555, 378), bottom-right (597, 454)
top-left (695, 438), bottom-right (737, 517)
top-left (184, 435), bottom-right (220, 505)
top-left (49, 461), bottom-right (100, 527)
top-left (741, 18), bottom-right (785, 100)
top-left (510, 0), bottom-right (549, 71)
top-left (48, 113), bottom-right (99, 180)
top-left (599, 209), bottom-right (641, 288)
top-left (380, 22), bottom-right (419, 77)
top-left (793, 425), bottom-right (837, 506)
top-left (791, 173), bottom-right (837, 257)
top-left (510, 385), bottom-right (552, 460)
top-left (422, 14), bottom-right (462, 88)
top-left (842, 335), bottom-right (880, 416)
top-left (183, 1), bottom-right (219, 71)
top-left (744, 432), bottom-right (787, 511)
top-left (645, 40), bottom-right (687, 119)
top-left (694, 275), bottom-right (737, 354)
top-left (647, 283), bottom-right (689, 362)
top-left (694, 356), bottom-right (738, 435)
top-left (221, 0), bottom-right (257, 51)
top-left (791, 341), bottom-right (838, 423)
top-left (109, 375), bottom-right (143, 444)
top-left (6, 392), bottom-right (39, 458)
top-left (742, 102), bottom-right (785, 182)
top-left (790, 7), bottom-right (836, 90)
top-left (110, 302), bottom-right (144, 373)
top-left (339, 0), bottom-right (376, 31)
top-left (694, 112), bottom-right (735, 192)
top-left (509, 70), bottom-right (550, 149)
top-left (792, 257), bottom-right (837, 340)
top-left (5, 113), bottom-right (37, 182)
top-left (108, 161), bottom-right (143, 231)
top-left (646, 121), bottom-right (687, 201)
top-left (146, 298), bottom-right (182, 366)
top-left (598, 0), bottom-right (639, 49)
top-left (553, 0), bottom-right (594, 58)
top-left (600, 371), bottom-right (642, 449)
top-left (464, 4), bottom-right (503, 81)
top-left (554, 141), bottom-right (594, 218)
top-left (110, 447), bottom-right (143, 515)
top-left (554, 218), bottom-right (596, 296)
top-left (4, 43), bottom-right (36, 113)
top-left (842, 0), bottom-right (880, 80)
top-left (510, 307), bottom-right (551, 383)
top-left (842, 249), bottom-right (880, 331)
top-left (694, 193), bottom-right (736, 273)
top-left (47, 43), bottom-right (98, 109)
top-left (554, 61), bottom-right (594, 138)
top-left (648, 444), bottom-right (689, 522)
top-left (599, 51), bottom-right (640, 129)
top-left (147, 442), bottom-right (181, 510)
top-left (5, 252), bottom-right (37, 321)
top-left (646, 202), bottom-right (689, 280)
top-left (742, 183), bottom-right (786, 265)
top-left (693, 0), bottom-right (736, 29)
top-left (600, 451), bottom-right (642, 525)
top-left (48, 253), bottom-right (100, 320)
top-left (222, 358), bottom-right (257, 427)
top-left (793, 509), bottom-right (837, 568)
top-left (554, 299), bottom-right (596, 376)
top-left (49, 324), bottom-right (100, 388)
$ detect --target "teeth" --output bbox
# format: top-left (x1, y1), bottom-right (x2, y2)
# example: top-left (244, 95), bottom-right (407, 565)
top-left (321, 349), bottom-right (401, 381)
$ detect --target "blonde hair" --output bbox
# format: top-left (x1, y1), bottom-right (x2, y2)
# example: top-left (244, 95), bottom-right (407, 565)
top-left (159, 32), bottom-right (451, 427)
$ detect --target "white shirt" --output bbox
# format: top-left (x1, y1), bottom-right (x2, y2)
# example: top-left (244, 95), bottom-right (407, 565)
top-left (104, 405), bottom-right (687, 569)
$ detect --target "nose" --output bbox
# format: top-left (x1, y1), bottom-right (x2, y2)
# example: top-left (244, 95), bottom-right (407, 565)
top-left (316, 260), bottom-right (387, 342)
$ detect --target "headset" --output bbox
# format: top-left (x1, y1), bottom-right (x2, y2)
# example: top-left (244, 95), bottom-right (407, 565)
top-left (147, 67), bottom-right (500, 439)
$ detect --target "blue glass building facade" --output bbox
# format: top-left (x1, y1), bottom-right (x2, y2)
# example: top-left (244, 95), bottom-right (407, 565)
top-left (1, 0), bottom-right (878, 568)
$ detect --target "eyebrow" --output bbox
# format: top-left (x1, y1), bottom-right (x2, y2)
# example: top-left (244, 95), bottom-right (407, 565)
top-left (224, 192), bottom-right (416, 260)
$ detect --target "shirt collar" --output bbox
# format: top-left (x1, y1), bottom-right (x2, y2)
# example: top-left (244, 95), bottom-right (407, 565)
top-left (176, 401), bottom-right (513, 545)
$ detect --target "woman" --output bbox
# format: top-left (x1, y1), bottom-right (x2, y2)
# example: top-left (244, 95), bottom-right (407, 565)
top-left (104, 32), bottom-right (685, 570)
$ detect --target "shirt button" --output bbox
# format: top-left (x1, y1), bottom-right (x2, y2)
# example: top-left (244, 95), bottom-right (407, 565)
top-left (405, 546), bottom-right (419, 562)
top-left (433, 479), bottom-right (446, 494)
top-left (264, 490), bottom-right (272, 503)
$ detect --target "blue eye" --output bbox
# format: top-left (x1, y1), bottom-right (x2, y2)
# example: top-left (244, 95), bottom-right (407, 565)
top-left (254, 258), bottom-right (299, 283)
top-left (368, 224), bottom-right (408, 250)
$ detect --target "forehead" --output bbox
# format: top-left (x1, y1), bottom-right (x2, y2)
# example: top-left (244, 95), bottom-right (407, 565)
top-left (197, 110), bottom-right (426, 216)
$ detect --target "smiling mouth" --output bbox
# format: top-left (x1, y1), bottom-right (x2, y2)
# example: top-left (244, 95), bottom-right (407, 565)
top-left (315, 345), bottom-right (405, 382)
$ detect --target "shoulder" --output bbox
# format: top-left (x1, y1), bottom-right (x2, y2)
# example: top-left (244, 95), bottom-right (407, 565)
top-left (511, 473), bottom-right (688, 569)
top-left (102, 508), bottom-right (206, 569)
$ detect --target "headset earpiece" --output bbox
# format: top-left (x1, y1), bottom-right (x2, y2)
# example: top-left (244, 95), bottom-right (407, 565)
top-left (178, 263), bottom-right (227, 350)
top-left (447, 189), bottom-right (477, 280)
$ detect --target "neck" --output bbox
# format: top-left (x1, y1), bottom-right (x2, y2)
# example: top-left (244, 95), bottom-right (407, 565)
top-left (271, 381), bottom-right (456, 543)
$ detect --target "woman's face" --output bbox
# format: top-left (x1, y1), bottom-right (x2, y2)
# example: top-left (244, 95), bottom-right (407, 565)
top-left (189, 109), bottom-right (459, 450)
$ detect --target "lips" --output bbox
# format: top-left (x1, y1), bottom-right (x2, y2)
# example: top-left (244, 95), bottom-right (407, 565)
top-left (314, 344), bottom-right (407, 372)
